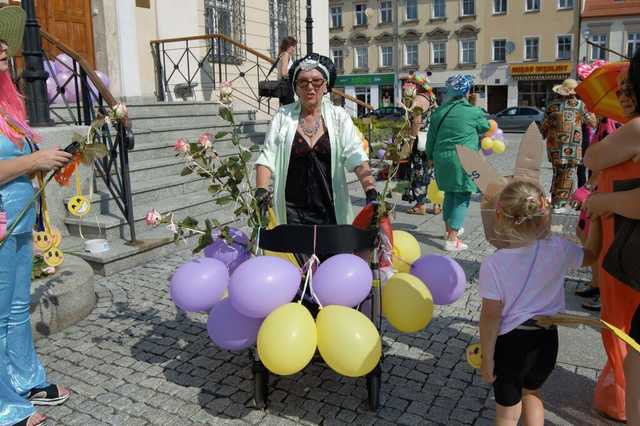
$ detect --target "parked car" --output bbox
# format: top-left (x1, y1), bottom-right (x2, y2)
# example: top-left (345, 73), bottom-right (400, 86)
top-left (490, 107), bottom-right (544, 131)
top-left (362, 106), bottom-right (405, 121)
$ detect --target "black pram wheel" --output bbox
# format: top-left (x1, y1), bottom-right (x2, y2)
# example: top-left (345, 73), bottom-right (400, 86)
top-left (253, 361), bottom-right (269, 409)
top-left (366, 364), bottom-right (382, 411)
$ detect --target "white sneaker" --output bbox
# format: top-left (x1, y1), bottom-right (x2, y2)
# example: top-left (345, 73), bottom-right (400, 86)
top-left (445, 240), bottom-right (469, 252)
top-left (444, 227), bottom-right (464, 239)
top-left (552, 207), bottom-right (569, 214)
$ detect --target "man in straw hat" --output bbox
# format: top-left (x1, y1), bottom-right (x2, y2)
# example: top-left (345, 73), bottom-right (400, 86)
top-left (0, 5), bottom-right (72, 426)
top-left (541, 78), bottom-right (596, 213)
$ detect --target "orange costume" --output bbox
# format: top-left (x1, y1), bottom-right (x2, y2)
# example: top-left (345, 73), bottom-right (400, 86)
top-left (594, 159), bottom-right (640, 421)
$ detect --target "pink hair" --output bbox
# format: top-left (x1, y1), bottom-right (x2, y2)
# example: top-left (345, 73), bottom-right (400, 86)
top-left (0, 71), bottom-right (37, 144)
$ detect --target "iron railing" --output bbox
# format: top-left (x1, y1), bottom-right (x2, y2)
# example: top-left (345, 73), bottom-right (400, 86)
top-left (149, 33), bottom-right (374, 116)
top-left (12, 30), bottom-right (137, 241)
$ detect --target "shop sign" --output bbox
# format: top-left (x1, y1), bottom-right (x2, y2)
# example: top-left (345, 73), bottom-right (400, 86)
top-left (335, 73), bottom-right (395, 87)
top-left (509, 63), bottom-right (571, 75)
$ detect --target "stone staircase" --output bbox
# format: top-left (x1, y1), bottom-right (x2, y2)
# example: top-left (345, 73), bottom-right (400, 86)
top-left (56, 101), bottom-right (270, 275)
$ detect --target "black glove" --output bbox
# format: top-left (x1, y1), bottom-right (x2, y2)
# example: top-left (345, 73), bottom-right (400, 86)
top-left (365, 188), bottom-right (378, 205)
top-left (254, 187), bottom-right (271, 211)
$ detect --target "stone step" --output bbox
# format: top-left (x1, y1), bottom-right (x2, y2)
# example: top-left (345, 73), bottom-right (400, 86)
top-left (61, 212), bottom-right (240, 276)
top-left (64, 191), bottom-right (237, 241)
top-left (132, 120), bottom-right (270, 145)
top-left (128, 110), bottom-right (257, 129)
top-left (126, 131), bottom-right (264, 162)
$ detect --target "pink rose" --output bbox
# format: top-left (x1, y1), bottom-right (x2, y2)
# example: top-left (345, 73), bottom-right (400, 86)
top-left (144, 209), bottom-right (162, 226)
top-left (198, 133), bottom-right (212, 149)
top-left (175, 138), bottom-right (190, 153)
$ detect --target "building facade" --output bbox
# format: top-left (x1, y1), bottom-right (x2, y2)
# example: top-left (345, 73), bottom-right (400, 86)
top-left (329, 0), bottom-right (579, 115)
top-left (579, 0), bottom-right (640, 67)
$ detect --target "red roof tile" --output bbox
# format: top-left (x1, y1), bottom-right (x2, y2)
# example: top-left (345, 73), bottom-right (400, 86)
top-left (582, 0), bottom-right (640, 17)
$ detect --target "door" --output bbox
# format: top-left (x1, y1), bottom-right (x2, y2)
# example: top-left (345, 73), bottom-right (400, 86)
top-left (35, 0), bottom-right (96, 69)
top-left (487, 85), bottom-right (508, 114)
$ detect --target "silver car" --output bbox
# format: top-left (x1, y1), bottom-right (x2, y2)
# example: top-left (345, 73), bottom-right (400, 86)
top-left (491, 107), bottom-right (544, 131)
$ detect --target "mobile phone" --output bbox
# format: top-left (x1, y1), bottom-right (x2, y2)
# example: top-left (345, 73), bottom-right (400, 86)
top-left (63, 141), bottom-right (81, 155)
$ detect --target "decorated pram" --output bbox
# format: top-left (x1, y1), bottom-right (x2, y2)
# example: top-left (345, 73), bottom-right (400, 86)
top-left (252, 222), bottom-right (383, 410)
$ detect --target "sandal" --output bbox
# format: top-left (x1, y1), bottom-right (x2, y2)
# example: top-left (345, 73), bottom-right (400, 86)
top-left (28, 384), bottom-right (71, 406)
top-left (13, 413), bottom-right (47, 426)
top-left (407, 205), bottom-right (428, 215)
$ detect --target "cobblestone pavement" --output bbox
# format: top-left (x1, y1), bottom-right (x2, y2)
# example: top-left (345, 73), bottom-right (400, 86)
top-left (35, 133), bottom-right (620, 425)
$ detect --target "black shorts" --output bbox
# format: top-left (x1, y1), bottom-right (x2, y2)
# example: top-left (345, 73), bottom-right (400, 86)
top-left (631, 305), bottom-right (640, 343)
top-left (493, 326), bottom-right (559, 407)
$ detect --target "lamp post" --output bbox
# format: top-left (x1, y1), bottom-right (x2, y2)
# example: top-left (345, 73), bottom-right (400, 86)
top-left (305, 0), bottom-right (313, 55)
top-left (21, 0), bottom-right (52, 127)
top-left (583, 28), bottom-right (591, 64)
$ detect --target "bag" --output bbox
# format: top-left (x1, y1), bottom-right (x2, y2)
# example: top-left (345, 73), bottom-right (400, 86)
top-left (602, 178), bottom-right (640, 291)
top-left (258, 55), bottom-right (288, 98)
top-left (417, 132), bottom-right (427, 152)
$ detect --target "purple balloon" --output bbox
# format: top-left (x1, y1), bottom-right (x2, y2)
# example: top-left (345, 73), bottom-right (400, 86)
top-left (204, 227), bottom-right (251, 273)
top-left (46, 77), bottom-right (63, 104)
top-left (358, 298), bottom-right (372, 318)
top-left (54, 71), bottom-right (78, 103)
top-left (170, 257), bottom-right (229, 312)
top-left (55, 53), bottom-right (74, 72)
top-left (95, 70), bottom-right (110, 89)
top-left (207, 298), bottom-right (262, 351)
top-left (229, 256), bottom-right (301, 318)
top-left (410, 254), bottom-right (466, 305)
top-left (482, 148), bottom-right (493, 156)
top-left (377, 149), bottom-right (386, 160)
top-left (43, 59), bottom-right (57, 77)
top-left (313, 254), bottom-right (372, 307)
top-left (495, 128), bottom-right (504, 138)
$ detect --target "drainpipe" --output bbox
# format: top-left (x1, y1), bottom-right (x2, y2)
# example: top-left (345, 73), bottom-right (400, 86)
top-left (306, 0), bottom-right (313, 55)
top-left (21, 0), bottom-right (53, 127)
top-left (393, 0), bottom-right (400, 103)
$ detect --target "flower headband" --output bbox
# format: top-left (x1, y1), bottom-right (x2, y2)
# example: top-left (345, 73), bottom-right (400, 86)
top-left (292, 58), bottom-right (330, 85)
top-left (496, 195), bottom-right (548, 225)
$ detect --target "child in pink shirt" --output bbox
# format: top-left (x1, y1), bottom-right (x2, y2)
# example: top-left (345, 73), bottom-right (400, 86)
top-left (479, 180), bottom-right (601, 426)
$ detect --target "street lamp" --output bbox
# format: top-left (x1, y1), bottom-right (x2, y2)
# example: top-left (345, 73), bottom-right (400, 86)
top-left (21, 0), bottom-right (52, 127)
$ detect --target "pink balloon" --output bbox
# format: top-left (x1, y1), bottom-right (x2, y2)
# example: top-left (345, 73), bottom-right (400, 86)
top-left (170, 257), bottom-right (229, 312)
top-left (313, 254), bottom-right (372, 307)
top-left (229, 256), bottom-right (301, 318)
top-left (207, 298), bottom-right (262, 351)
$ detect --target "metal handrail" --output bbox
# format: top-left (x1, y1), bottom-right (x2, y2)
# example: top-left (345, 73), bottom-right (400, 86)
top-left (16, 29), bottom-right (137, 241)
top-left (149, 33), bottom-right (375, 112)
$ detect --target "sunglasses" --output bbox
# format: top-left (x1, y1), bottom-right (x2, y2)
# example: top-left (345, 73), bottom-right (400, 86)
top-left (296, 78), bottom-right (326, 89)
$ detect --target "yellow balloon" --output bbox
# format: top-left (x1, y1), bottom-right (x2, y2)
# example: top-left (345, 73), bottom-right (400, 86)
top-left (257, 303), bottom-right (317, 375)
top-left (427, 180), bottom-right (445, 206)
top-left (382, 273), bottom-right (433, 333)
top-left (392, 230), bottom-right (421, 273)
top-left (316, 305), bottom-right (381, 377)
top-left (480, 137), bottom-right (494, 151)
top-left (492, 139), bottom-right (506, 154)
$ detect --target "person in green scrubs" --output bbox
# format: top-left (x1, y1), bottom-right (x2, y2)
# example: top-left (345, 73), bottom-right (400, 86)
top-left (426, 74), bottom-right (490, 251)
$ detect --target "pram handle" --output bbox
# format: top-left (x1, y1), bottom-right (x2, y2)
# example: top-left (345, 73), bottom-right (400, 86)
top-left (258, 225), bottom-right (377, 255)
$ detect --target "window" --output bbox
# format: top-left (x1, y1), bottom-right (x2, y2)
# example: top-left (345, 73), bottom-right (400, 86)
top-left (525, 0), bottom-right (540, 11)
top-left (380, 46), bottom-right (393, 67)
top-left (332, 49), bottom-right (344, 70)
top-left (557, 0), bottom-right (573, 8)
top-left (355, 47), bottom-right (368, 68)
top-left (380, 1), bottom-right (393, 24)
top-left (628, 32), bottom-right (640, 58)
top-left (432, 41), bottom-right (446, 64)
top-left (461, 0), bottom-right (475, 16)
top-left (405, 44), bottom-right (418, 65)
top-left (406, 0), bottom-right (418, 20)
top-left (330, 6), bottom-right (342, 28)
top-left (557, 35), bottom-right (572, 60)
top-left (355, 4), bottom-right (367, 26)
top-left (269, 0), bottom-right (292, 58)
top-left (493, 0), bottom-right (507, 13)
top-left (205, 0), bottom-right (246, 61)
top-left (525, 37), bottom-right (539, 60)
top-left (591, 33), bottom-right (607, 60)
top-left (460, 39), bottom-right (475, 64)
top-left (493, 39), bottom-right (506, 62)
top-left (433, 0), bottom-right (446, 18)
